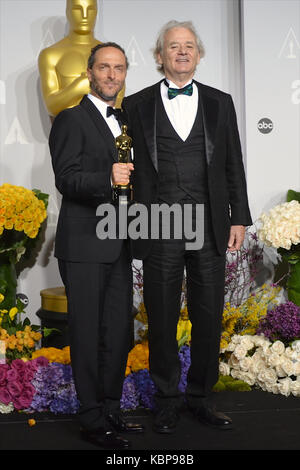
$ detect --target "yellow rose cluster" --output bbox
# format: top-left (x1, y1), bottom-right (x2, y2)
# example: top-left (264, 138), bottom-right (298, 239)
top-left (32, 346), bottom-right (71, 364)
top-left (0, 183), bottom-right (47, 238)
top-left (258, 200), bottom-right (300, 250)
top-left (0, 325), bottom-right (42, 353)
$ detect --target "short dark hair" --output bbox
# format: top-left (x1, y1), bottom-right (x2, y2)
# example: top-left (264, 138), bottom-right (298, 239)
top-left (88, 42), bottom-right (129, 70)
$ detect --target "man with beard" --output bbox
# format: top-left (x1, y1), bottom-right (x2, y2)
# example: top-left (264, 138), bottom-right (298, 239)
top-left (49, 43), bottom-right (143, 448)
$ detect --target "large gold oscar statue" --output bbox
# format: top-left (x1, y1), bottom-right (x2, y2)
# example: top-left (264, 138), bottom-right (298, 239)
top-left (38, 0), bottom-right (124, 117)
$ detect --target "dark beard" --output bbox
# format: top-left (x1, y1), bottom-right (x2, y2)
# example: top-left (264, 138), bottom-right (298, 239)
top-left (89, 75), bottom-right (118, 102)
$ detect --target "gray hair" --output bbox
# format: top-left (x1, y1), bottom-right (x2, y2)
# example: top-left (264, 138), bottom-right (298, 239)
top-left (153, 20), bottom-right (205, 74)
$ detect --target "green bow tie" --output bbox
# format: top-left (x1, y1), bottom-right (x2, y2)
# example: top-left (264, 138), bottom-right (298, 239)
top-left (165, 80), bottom-right (193, 99)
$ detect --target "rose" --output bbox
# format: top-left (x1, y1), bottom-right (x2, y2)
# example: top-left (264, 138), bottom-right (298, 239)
top-left (265, 351), bottom-right (281, 368)
top-left (0, 387), bottom-right (12, 405)
top-left (7, 380), bottom-right (23, 398)
top-left (277, 378), bottom-right (292, 397)
top-left (249, 358), bottom-right (265, 375)
top-left (239, 336), bottom-right (255, 350)
top-left (239, 357), bottom-right (252, 372)
top-left (265, 383), bottom-right (279, 394)
top-left (0, 365), bottom-right (9, 385)
top-left (233, 344), bottom-right (247, 360)
top-left (290, 380), bottom-right (300, 397)
top-left (270, 341), bottom-right (285, 355)
top-left (17, 384), bottom-right (35, 409)
top-left (219, 362), bottom-right (230, 376)
top-left (280, 358), bottom-right (295, 377)
top-left (291, 340), bottom-right (300, 353)
top-left (257, 367), bottom-right (277, 385)
top-left (6, 368), bottom-right (18, 382)
top-left (11, 359), bottom-right (26, 375)
top-left (228, 354), bottom-right (240, 369)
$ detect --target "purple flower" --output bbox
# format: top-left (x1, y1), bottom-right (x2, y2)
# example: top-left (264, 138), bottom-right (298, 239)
top-left (257, 301), bottom-right (300, 344)
top-left (121, 375), bottom-right (139, 410)
top-left (134, 369), bottom-right (156, 410)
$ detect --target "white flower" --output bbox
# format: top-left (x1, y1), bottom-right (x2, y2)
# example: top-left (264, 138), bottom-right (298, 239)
top-left (291, 340), bottom-right (300, 353)
top-left (293, 360), bottom-right (300, 376)
top-left (270, 340), bottom-right (285, 355)
top-left (228, 354), bottom-right (241, 369)
top-left (249, 357), bottom-right (266, 375)
top-left (280, 358), bottom-right (295, 376)
top-left (239, 357), bottom-right (253, 371)
top-left (257, 367), bottom-right (278, 385)
top-left (0, 401), bottom-right (14, 414)
top-left (290, 380), bottom-right (300, 397)
top-left (219, 361), bottom-right (230, 376)
top-left (265, 383), bottom-right (279, 394)
top-left (277, 378), bottom-right (292, 397)
top-left (258, 200), bottom-right (300, 249)
top-left (233, 344), bottom-right (248, 360)
top-left (265, 351), bottom-right (282, 368)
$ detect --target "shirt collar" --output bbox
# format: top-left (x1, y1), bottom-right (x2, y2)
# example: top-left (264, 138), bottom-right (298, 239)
top-left (87, 93), bottom-right (111, 118)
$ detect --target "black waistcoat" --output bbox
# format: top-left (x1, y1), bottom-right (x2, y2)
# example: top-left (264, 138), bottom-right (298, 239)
top-left (156, 90), bottom-right (209, 204)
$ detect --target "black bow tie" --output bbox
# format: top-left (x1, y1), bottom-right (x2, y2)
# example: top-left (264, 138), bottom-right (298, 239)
top-left (164, 79), bottom-right (194, 99)
top-left (106, 106), bottom-right (122, 119)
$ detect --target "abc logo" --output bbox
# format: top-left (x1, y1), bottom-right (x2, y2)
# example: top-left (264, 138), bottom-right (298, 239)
top-left (257, 118), bottom-right (274, 134)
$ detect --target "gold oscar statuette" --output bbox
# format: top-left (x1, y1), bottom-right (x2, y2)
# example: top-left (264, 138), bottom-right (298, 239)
top-left (112, 125), bottom-right (133, 205)
top-left (38, 0), bottom-right (124, 118)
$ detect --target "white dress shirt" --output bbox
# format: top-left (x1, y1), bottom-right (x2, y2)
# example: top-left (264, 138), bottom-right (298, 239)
top-left (160, 79), bottom-right (198, 142)
top-left (87, 93), bottom-right (121, 138)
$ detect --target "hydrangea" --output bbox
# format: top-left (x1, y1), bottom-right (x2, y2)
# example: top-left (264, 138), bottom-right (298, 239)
top-left (258, 200), bottom-right (300, 250)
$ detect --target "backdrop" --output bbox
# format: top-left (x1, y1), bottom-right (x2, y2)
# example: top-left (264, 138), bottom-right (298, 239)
top-left (0, 0), bottom-right (299, 323)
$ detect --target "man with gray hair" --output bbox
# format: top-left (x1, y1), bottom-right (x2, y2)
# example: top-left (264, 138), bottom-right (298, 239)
top-left (122, 20), bottom-right (252, 434)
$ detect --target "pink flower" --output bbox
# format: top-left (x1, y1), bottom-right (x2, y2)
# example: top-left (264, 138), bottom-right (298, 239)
top-left (6, 368), bottom-right (18, 382)
top-left (0, 386), bottom-right (12, 405)
top-left (17, 385), bottom-right (35, 409)
top-left (0, 365), bottom-right (9, 385)
top-left (7, 380), bottom-right (23, 398)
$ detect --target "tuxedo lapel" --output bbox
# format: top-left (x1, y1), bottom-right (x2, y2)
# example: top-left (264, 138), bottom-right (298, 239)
top-left (137, 83), bottom-right (161, 172)
top-left (196, 82), bottom-right (219, 166)
top-left (80, 95), bottom-right (118, 162)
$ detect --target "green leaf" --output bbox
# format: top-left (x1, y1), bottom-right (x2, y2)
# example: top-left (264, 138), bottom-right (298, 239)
top-left (32, 189), bottom-right (49, 208)
top-left (287, 189), bottom-right (300, 203)
top-left (42, 327), bottom-right (61, 337)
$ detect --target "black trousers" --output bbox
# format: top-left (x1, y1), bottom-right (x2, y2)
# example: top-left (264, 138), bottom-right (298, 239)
top-left (58, 242), bottom-right (132, 430)
top-left (143, 203), bottom-right (226, 410)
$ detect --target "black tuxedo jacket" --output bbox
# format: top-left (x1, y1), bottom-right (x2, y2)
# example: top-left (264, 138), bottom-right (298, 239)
top-left (122, 80), bottom-right (252, 258)
top-left (49, 95), bottom-right (123, 263)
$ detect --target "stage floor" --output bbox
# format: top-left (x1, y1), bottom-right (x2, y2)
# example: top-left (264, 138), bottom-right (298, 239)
top-left (0, 390), bottom-right (299, 453)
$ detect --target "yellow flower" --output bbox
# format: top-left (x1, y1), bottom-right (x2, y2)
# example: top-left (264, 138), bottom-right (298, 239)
top-left (0, 294), bottom-right (4, 304)
top-left (126, 342), bottom-right (149, 375)
top-left (9, 307), bottom-right (18, 321)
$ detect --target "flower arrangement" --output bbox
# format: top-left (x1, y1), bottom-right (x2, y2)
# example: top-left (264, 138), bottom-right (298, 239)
top-left (0, 184), bottom-right (48, 312)
top-left (220, 283), bottom-right (281, 350)
top-left (0, 183), bottom-right (48, 258)
top-left (0, 352), bottom-right (78, 415)
top-left (257, 301), bottom-right (300, 344)
top-left (31, 346), bottom-right (71, 365)
top-left (258, 191), bottom-right (300, 307)
top-left (220, 335), bottom-right (300, 397)
top-left (0, 294), bottom-right (42, 362)
top-left (258, 200), bottom-right (300, 250)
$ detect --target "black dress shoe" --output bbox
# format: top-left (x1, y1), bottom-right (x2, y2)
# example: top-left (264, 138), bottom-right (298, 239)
top-left (193, 405), bottom-right (233, 430)
top-left (80, 427), bottom-right (131, 449)
top-left (153, 406), bottom-right (179, 434)
top-left (106, 413), bottom-right (145, 434)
